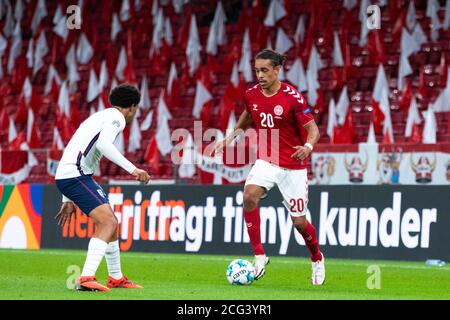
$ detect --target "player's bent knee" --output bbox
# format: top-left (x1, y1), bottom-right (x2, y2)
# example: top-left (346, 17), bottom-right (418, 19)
top-left (243, 192), bottom-right (259, 211)
top-left (292, 216), bottom-right (308, 231)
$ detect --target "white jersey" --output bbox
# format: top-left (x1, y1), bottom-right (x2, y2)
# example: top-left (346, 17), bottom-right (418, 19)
top-left (55, 108), bottom-right (136, 180)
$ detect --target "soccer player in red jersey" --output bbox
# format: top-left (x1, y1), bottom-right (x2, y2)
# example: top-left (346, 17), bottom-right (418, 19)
top-left (213, 49), bottom-right (325, 285)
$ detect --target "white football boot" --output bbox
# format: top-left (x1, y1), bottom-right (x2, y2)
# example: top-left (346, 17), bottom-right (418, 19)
top-left (254, 254), bottom-right (270, 280)
top-left (311, 252), bottom-right (325, 285)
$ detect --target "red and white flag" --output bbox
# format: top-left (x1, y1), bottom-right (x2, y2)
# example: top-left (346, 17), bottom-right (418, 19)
top-left (111, 13), bottom-right (122, 41)
top-left (26, 108), bottom-right (41, 149)
top-left (115, 46), bottom-right (127, 81)
top-left (405, 97), bottom-right (421, 138)
top-left (76, 33), bottom-right (94, 65)
top-left (87, 68), bottom-right (101, 103)
top-left (33, 31), bottom-right (49, 75)
top-left (422, 104), bottom-right (437, 143)
top-left (44, 65), bottom-right (61, 96)
top-left (264, 0), bottom-right (286, 27)
top-left (53, 126), bottom-right (65, 150)
top-left (127, 116), bottom-right (141, 153)
top-left (186, 14), bottom-right (202, 77)
top-left (31, 0), bottom-right (48, 35)
top-left (192, 80), bottom-right (213, 119)
top-left (178, 132), bottom-right (196, 178)
top-left (238, 29), bottom-right (253, 82)
top-left (275, 27), bottom-right (293, 53)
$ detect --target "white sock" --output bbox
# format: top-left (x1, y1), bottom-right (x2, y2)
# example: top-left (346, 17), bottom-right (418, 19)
top-left (81, 238), bottom-right (108, 277)
top-left (105, 240), bottom-right (123, 280)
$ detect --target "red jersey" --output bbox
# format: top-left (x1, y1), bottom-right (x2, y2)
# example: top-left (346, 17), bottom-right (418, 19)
top-left (244, 82), bottom-right (314, 170)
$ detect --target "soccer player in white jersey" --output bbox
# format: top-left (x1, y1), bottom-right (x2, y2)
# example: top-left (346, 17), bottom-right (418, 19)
top-left (213, 49), bottom-right (325, 285)
top-left (55, 84), bottom-right (151, 291)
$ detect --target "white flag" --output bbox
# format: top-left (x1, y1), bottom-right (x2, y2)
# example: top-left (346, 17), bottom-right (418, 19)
top-left (326, 98), bottom-right (337, 139)
top-left (167, 63), bottom-right (178, 94)
top-left (76, 33), bottom-right (94, 65)
top-left (192, 80), bottom-right (212, 119)
top-left (8, 116), bottom-right (17, 142)
top-left (405, 97), bottom-right (421, 137)
top-left (186, 15), bottom-right (202, 77)
top-left (294, 15), bottom-right (305, 44)
top-left (44, 65), bottom-right (61, 95)
top-left (7, 23), bottom-right (22, 74)
top-left (87, 68), bottom-right (101, 103)
top-left (54, 15), bottom-right (68, 41)
top-left (111, 13), bottom-right (122, 41)
top-left (373, 64), bottom-right (389, 102)
top-left (397, 52), bottom-right (413, 91)
top-left (178, 133), bottom-right (196, 178)
top-left (116, 46), bottom-right (127, 81)
top-left (333, 32), bottom-right (344, 67)
top-left (367, 121), bottom-right (377, 144)
top-left (140, 110), bottom-right (153, 131)
top-left (238, 29), bottom-right (253, 82)
top-left (120, 0), bottom-right (130, 21)
top-left (445, 0), bottom-right (450, 30)
top-left (336, 86), bottom-right (349, 125)
top-left (14, 0), bottom-right (24, 24)
top-left (57, 82), bottom-right (71, 117)
top-left (406, 1), bottom-right (417, 31)
top-left (127, 117), bottom-right (141, 152)
top-left (156, 117), bottom-right (173, 156)
top-left (31, 0), bottom-right (47, 35)
top-left (33, 31), bottom-right (49, 75)
top-left (139, 76), bottom-right (151, 110)
top-left (264, 0), bottom-right (286, 27)
top-left (275, 27), bottom-right (293, 53)
top-left (286, 58), bottom-right (307, 92)
top-left (422, 105), bottom-right (437, 143)
top-left (53, 127), bottom-right (65, 150)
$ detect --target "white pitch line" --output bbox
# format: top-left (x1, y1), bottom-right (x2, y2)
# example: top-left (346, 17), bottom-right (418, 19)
top-left (2, 249), bottom-right (448, 271)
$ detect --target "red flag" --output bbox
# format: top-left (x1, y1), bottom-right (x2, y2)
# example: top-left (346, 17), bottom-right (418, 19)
top-left (15, 96), bottom-right (28, 126)
top-left (0, 107), bottom-right (9, 135)
top-left (367, 30), bottom-right (387, 65)
top-left (372, 99), bottom-right (385, 134)
top-left (409, 122), bottom-right (422, 143)
top-left (382, 129), bottom-right (392, 144)
top-left (418, 67), bottom-right (427, 99)
top-left (333, 108), bottom-right (355, 144)
top-left (399, 81), bottom-right (413, 112)
top-left (9, 131), bottom-right (27, 150)
top-left (392, 8), bottom-right (407, 44)
top-left (144, 136), bottom-right (160, 176)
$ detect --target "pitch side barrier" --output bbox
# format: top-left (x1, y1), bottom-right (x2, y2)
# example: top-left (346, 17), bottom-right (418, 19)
top-left (28, 184), bottom-right (449, 261)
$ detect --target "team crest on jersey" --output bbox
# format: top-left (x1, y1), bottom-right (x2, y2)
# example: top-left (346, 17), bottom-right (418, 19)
top-left (112, 120), bottom-right (121, 128)
top-left (274, 105), bottom-right (284, 116)
top-left (253, 104), bottom-right (258, 111)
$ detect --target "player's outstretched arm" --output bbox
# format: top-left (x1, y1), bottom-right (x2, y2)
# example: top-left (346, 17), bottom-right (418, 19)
top-left (131, 168), bottom-right (151, 184)
top-left (211, 110), bottom-right (253, 156)
top-left (291, 120), bottom-right (320, 161)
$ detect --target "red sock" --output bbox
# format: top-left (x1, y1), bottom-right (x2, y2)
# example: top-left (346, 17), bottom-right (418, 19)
top-left (300, 222), bottom-right (322, 262)
top-left (244, 207), bottom-right (265, 255)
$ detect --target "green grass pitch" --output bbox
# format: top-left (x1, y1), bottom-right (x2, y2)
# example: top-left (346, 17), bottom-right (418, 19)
top-left (0, 249), bottom-right (449, 300)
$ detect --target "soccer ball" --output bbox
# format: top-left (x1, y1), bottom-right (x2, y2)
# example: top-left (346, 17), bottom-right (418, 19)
top-left (226, 259), bottom-right (255, 285)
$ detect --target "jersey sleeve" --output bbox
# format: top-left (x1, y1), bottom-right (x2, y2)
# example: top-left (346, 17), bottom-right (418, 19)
top-left (96, 114), bottom-right (137, 174)
top-left (293, 92), bottom-right (314, 126)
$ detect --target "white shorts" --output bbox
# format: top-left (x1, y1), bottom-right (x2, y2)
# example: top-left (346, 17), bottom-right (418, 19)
top-left (245, 159), bottom-right (309, 217)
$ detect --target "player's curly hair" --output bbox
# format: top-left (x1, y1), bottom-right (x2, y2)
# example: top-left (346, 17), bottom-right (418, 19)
top-left (109, 83), bottom-right (141, 108)
top-left (255, 49), bottom-right (287, 68)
